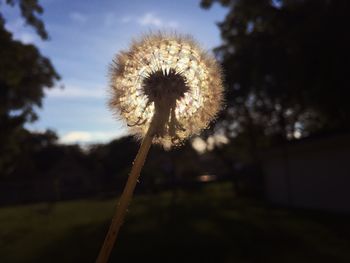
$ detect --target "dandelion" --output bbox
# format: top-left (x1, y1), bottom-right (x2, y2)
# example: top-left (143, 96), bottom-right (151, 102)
top-left (96, 32), bottom-right (223, 263)
top-left (109, 32), bottom-right (223, 147)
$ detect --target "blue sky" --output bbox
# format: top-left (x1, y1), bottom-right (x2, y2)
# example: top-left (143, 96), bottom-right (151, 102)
top-left (3, 0), bottom-right (227, 144)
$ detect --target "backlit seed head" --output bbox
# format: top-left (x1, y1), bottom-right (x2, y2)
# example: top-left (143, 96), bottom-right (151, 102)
top-left (108, 32), bottom-right (224, 148)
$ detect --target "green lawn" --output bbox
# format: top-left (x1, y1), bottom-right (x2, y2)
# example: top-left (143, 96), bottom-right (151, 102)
top-left (0, 183), bottom-right (349, 263)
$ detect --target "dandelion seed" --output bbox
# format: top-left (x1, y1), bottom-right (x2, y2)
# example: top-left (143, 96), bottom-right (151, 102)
top-left (109, 32), bottom-right (223, 147)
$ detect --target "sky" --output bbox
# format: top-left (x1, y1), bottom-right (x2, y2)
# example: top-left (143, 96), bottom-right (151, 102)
top-left (3, 0), bottom-right (227, 144)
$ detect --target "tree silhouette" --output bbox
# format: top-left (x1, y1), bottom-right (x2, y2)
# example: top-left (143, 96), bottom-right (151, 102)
top-left (0, 0), bottom-right (60, 176)
top-left (201, 0), bottom-right (349, 141)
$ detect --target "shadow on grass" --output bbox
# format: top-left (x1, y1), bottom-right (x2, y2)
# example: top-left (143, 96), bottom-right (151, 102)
top-left (1, 183), bottom-right (350, 263)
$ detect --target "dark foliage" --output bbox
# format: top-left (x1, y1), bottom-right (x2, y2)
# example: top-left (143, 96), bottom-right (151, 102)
top-left (0, 0), bottom-right (60, 177)
top-left (201, 0), bottom-right (349, 142)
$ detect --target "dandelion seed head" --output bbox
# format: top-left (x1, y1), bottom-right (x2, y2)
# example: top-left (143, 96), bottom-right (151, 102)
top-left (109, 32), bottom-right (223, 147)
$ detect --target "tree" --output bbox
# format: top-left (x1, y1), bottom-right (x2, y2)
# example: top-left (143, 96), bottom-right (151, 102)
top-left (0, 0), bottom-right (60, 176)
top-left (201, 0), bottom-right (349, 141)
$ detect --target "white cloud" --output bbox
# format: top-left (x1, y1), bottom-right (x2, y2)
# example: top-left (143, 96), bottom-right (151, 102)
top-left (121, 16), bottom-right (133, 24)
top-left (168, 21), bottom-right (179, 28)
top-left (60, 131), bottom-right (125, 144)
top-left (16, 32), bottom-right (36, 43)
top-left (138, 13), bottom-right (163, 27)
top-left (69, 12), bottom-right (87, 24)
top-left (46, 85), bottom-right (105, 99)
top-left (5, 18), bottom-right (41, 45)
top-left (121, 12), bottom-right (178, 28)
top-left (60, 131), bottom-right (91, 143)
top-left (104, 12), bottom-right (116, 27)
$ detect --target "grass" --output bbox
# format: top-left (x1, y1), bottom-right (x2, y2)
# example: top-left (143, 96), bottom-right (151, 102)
top-left (0, 182), bottom-right (349, 263)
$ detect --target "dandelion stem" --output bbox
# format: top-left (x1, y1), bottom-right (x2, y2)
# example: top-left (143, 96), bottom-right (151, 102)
top-left (95, 125), bottom-right (154, 263)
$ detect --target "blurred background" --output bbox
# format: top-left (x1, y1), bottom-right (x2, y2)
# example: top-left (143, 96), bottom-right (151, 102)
top-left (1, 0), bottom-right (350, 262)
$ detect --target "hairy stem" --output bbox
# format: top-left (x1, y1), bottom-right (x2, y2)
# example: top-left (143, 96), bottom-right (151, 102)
top-left (95, 126), bottom-right (154, 263)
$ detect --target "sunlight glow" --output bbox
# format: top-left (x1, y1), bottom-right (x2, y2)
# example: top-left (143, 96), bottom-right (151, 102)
top-left (109, 33), bottom-right (223, 147)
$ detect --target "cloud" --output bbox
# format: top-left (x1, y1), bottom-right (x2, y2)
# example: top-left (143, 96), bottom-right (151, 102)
top-left (4, 18), bottom-right (41, 45)
top-left (69, 12), bottom-right (87, 24)
top-left (138, 13), bottom-right (162, 27)
top-left (168, 21), bottom-right (179, 28)
top-left (121, 12), bottom-right (178, 28)
top-left (121, 15), bottom-right (133, 24)
top-left (104, 12), bottom-right (116, 27)
top-left (46, 85), bottom-right (105, 99)
top-left (60, 131), bottom-right (125, 144)
top-left (16, 32), bottom-right (36, 43)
